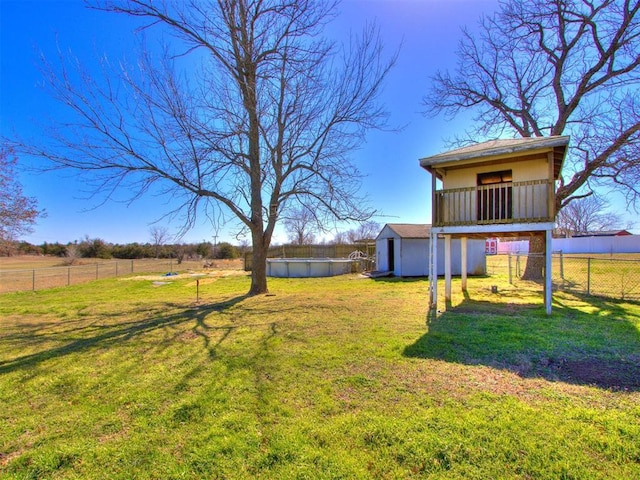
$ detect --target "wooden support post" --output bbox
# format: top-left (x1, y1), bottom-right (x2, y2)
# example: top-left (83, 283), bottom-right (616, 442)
top-left (461, 236), bottom-right (468, 292)
top-left (444, 235), bottom-right (452, 307)
top-left (545, 229), bottom-right (552, 315)
top-left (428, 230), bottom-right (438, 320)
top-left (428, 171), bottom-right (439, 322)
top-left (547, 152), bottom-right (555, 221)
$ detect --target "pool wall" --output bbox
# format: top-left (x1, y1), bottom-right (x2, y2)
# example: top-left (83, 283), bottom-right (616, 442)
top-left (266, 258), bottom-right (355, 278)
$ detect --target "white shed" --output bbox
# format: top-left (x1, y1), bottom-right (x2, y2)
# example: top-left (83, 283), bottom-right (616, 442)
top-left (375, 224), bottom-right (486, 277)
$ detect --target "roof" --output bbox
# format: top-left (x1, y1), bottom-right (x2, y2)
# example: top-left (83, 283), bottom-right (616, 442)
top-left (572, 230), bottom-right (632, 237)
top-left (378, 223), bottom-right (432, 239)
top-left (419, 136), bottom-right (570, 180)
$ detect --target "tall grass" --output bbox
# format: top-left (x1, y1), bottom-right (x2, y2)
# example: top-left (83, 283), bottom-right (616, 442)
top-left (1, 269), bottom-right (639, 479)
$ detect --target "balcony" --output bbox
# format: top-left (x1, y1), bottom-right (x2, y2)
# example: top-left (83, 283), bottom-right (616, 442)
top-left (434, 179), bottom-right (553, 227)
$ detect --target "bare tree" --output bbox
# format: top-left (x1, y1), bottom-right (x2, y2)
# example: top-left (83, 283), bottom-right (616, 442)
top-left (555, 196), bottom-right (623, 237)
top-left (149, 226), bottom-right (171, 258)
top-left (331, 230), bottom-right (348, 244)
top-left (63, 243), bottom-right (80, 266)
top-left (354, 220), bottom-right (380, 241)
top-left (346, 220), bottom-right (380, 243)
top-left (424, 0), bottom-right (640, 277)
top-left (283, 206), bottom-right (316, 245)
top-left (13, 0), bottom-right (395, 294)
top-left (0, 147), bottom-right (44, 255)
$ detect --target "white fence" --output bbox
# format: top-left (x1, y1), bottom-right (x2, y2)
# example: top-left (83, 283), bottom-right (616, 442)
top-left (496, 235), bottom-right (640, 255)
top-left (553, 235), bottom-right (640, 254)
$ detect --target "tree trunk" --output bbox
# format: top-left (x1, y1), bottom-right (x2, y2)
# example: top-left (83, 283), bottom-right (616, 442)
top-left (248, 231), bottom-right (269, 296)
top-left (522, 233), bottom-right (545, 280)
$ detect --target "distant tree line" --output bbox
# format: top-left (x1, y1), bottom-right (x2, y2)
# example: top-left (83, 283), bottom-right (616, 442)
top-left (2, 237), bottom-right (242, 260)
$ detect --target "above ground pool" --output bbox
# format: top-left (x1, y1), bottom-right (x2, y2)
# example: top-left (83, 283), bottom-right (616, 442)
top-left (266, 258), bottom-right (354, 278)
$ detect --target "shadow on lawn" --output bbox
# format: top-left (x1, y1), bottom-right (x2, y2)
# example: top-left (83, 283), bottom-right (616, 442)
top-left (404, 292), bottom-right (640, 391)
top-left (0, 295), bottom-right (258, 374)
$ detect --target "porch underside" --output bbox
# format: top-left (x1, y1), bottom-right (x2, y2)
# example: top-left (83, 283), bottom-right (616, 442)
top-left (428, 225), bottom-right (554, 318)
top-left (430, 222), bottom-right (554, 239)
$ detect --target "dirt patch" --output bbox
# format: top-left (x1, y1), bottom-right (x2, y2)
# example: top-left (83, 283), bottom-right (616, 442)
top-left (124, 269), bottom-right (247, 282)
top-left (550, 358), bottom-right (640, 391)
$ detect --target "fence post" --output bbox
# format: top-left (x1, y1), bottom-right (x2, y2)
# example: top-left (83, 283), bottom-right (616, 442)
top-left (116, 261), bottom-right (118, 277)
top-left (131, 259), bottom-right (134, 273)
top-left (32, 269), bottom-right (35, 291)
top-left (587, 258), bottom-right (591, 295)
top-left (559, 252), bottom-right (564, 281)
top-left (68, 267), bottom-right (71, 286)
top-left (96, 263), bottom-right (99, 280)
top-left (508, 253), bottom-right (513, 284)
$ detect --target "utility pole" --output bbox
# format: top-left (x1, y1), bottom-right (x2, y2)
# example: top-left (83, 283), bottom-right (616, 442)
top-left (212, 235), bottom-right (218, 259)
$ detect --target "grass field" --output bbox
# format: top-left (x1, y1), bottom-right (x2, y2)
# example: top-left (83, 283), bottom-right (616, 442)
top-left (0, 257), bottom-right (244, 293)
top-left (1, 263), bottom-right (639, 479)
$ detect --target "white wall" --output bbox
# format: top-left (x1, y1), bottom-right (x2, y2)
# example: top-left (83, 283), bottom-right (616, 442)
top-left (497, 240), bottom-right (530, 254)
top-left (442, 154), bottom-right (548, 189)
top-left (496, 236), bottom-right (640, 255)
top-left (553, 235), bottom-right (640, 254)
top-left (400, 238), bottom-right (429, 276)
top-left (375, 234), bottom-right (486, 276)
top-left (375, 225), bottom-right (397, 272)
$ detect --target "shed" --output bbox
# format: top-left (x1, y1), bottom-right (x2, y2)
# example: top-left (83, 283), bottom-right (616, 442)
top-left (375, 223), bottom-right (486, 277)
top-left (572, 230), bottom-right (632, 237)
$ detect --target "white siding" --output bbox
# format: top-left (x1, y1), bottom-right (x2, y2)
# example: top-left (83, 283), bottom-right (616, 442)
top-left (497, 236), bottom-right (640, 255)
top-left (553, 235), bottom-right (640, 254)
top-left (375, 225), bottom-right (400, 272)
top-left (375, 226), bottom-right (487, 276)
top-left (400, 239), bottom-right (429, 276)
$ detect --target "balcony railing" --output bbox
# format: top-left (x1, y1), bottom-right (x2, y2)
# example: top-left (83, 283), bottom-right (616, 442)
top-left (434, 179), bottom-right (553, 227)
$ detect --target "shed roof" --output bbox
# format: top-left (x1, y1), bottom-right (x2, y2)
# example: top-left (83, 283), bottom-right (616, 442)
top-left (419, 136), bottom-right (570, 180)
top-left (379, 223), bottom-right (432, 239)
top-left (572, 230), bottom-right (632, 237)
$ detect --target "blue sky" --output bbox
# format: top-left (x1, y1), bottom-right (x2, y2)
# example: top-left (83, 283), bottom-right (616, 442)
top-left (2, 0), bottom-right (633, 245)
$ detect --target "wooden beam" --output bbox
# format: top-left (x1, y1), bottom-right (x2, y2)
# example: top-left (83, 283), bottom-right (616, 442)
top-left (461, 237), bottom-right (468, 291)
top-left (444, 235), bottom-right (452, 307)
top-left (428, 231), bottom-right (438, 320)
top-left (547, 151), bottom-right (555, 220)
top-left (434, 222), bottom-right (555, 237)
top-left (439, 151), bottom-right (547, 173)
top-left (545, 230), bottom-right (552, 315)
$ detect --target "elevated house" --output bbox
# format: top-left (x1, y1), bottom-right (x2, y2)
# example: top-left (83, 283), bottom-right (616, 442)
top-left (419, 136), bottom-right (570, 315)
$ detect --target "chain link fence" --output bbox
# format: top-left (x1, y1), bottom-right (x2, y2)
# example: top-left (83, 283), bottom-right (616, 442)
top-left (0, 258), bottom-right (212, 294)
top-left (502, 253), bottom-right (640, 302)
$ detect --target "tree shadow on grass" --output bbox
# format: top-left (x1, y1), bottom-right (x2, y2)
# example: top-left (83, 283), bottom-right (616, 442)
top-left (404, 292), bottom-right (640, 391)
top-left (0, 295), bottom-right (255, 374)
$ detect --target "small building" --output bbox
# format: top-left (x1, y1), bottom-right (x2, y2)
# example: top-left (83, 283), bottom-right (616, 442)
top-left (375, 223), bottom-right (486, 277)
top-left (420, 136), bottom-right (570, 315)
top-left (572, 230), bottom-right (632, 237)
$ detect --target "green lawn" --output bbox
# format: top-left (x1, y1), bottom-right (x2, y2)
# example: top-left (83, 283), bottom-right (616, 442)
top-left (1, 269), bottom-right (639, 479)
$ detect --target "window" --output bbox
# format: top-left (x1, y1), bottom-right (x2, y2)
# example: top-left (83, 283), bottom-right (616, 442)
top-left (477, 170), bottom-right (512, 222)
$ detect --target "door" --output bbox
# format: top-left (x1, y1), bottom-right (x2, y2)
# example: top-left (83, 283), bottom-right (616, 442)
top-left (387, 238), bottom-right (395, 272)
top-left (477, 170), bottom-right (513, 223)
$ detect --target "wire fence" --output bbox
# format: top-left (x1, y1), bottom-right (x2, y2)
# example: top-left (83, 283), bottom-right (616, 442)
top-left (0, 258), bottom-right (212, 294)
top-left (4, 252), bottom-right (638, 302)
top-left (500, 253), bottom-right (640, 302)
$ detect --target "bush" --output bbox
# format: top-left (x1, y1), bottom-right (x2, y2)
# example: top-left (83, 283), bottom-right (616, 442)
top-left (78, 237), bottom-right (112, 259)
top-left (41, 242), bottom-right (68, 257)
top-left (215, 242), bottom-right (239, 259)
